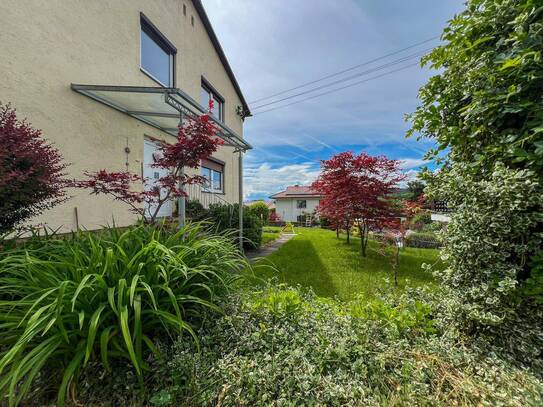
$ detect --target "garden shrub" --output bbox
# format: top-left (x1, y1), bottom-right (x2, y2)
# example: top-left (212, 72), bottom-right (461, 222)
top-left (419, 221), bottom-right (446, 234)
top-left (411, 211), bottom-right (431, 226)
top-left (185, 199), bottom-right (207, 221)
top-left (246, 201), bottom-right (270, 226)
top-left (0, 222), bottom-right (250, 405)
top-left (408, 0), bottom-right (543, 368)
top-left (429, 165), bottom-right (543, 370)
top-left (146, 288), bottom-right (542, 406)
top-left (405, 231), bottom-right (441, 248)
top-left (0, 103), bottom-right (68, 234)
top-left (207, 203), bottom-right (263, 249)
top-left (349, 296), bottom-right (437, 336)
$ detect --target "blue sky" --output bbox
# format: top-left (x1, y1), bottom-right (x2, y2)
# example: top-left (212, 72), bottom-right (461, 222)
top-left (202, 0), bottom-right (465, 200)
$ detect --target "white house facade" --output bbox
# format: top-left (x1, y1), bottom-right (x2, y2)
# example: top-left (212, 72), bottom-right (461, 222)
top-left (270, 186), bottom-right (323, 223)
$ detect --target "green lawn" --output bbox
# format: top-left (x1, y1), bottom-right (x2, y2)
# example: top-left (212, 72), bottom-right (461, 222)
top-left (254, 227), bottom-right (442, 301)
top-left (262, 231), bottom-right (281, 245)
top-left (261, 226), bottom-right (282, 245)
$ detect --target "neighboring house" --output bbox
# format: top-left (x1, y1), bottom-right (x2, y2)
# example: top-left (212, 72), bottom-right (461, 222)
top-left (270, 185), bottom-right (323, 222)
top-left (0, 0), bottom-right (251, 231)
top-left (430, 200), bottom-right (452, 222)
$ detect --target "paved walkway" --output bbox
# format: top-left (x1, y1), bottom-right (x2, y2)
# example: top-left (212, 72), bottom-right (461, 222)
top-left (246, 233), bottom-right (296, 261)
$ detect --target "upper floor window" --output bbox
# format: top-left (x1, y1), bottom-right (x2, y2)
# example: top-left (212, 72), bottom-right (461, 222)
top-left (201, 80), bottom-right (224, 121)
top-left (140, 13), bottom-right (176, 87)
top-left (296, 200), bottom-right (307, 209)
top-left (201, 158), bottom-right (224, 193)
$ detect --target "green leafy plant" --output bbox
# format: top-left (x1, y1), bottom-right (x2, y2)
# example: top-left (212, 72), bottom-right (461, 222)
top-left (249, 286), bottom-right (303, 319)
top-left (0, 222), bottom-right (250, 406)
top-left (185, 199), bottom-right (208, 221)
top-left (350, 297), bottom-right (437, 336)
top-left (207, 203), bottom-right (263, 249)
top-left (411, 211), bottom-right (431, 227)
top-left (246, 201), bottom-right (270, 226)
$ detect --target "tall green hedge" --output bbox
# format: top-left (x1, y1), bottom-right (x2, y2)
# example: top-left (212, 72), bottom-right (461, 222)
top-left (409, 0), bottom-right (543, 369)
top-left (206, 203), bottom-right (263, 250)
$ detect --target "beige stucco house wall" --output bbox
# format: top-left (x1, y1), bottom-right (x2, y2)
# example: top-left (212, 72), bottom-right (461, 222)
top-left (0, 0), bottom-right (249, 232)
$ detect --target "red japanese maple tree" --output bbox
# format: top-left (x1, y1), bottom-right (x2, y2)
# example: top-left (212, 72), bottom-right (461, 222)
top-left (0, 103), bottom-right (68, 234)
top-left (312, 151), bottom-right (405, 256)
top-left (74, 109), bottom-right (222, 223)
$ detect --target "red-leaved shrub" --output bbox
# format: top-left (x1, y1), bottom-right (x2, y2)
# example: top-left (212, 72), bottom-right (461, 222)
top-left (0, 103), bottom-right (68, 233)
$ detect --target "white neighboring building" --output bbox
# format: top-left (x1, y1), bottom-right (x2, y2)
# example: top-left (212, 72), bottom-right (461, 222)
top-left (270, 185), bottom-right (323, 223)
top-left (430, 200), bottom-right (452, 222)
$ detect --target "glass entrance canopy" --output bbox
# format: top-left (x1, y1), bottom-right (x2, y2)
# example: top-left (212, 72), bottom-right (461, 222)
top-left (71, 84), bottom-right (251, 151)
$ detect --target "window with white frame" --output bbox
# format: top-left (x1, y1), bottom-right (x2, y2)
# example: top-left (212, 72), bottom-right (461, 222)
top-left (296, 200), bottom-right (307, 209)
top-left (200, 80), bottom-right (224, 121)
top-left (140, 14), bottom-right (176, 87)
top-left (201, 158), bottom-right (224, 193)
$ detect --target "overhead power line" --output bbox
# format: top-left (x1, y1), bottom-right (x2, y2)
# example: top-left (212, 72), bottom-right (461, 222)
top-left (248, 36), bottom-right (439, 105)
top-left (252, 62), bottom-right (420, 116)
top-left (251, 49), bottom-right (431, 110)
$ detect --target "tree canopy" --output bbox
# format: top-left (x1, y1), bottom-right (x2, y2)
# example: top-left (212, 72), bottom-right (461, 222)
top-left (312, 151), bottom-right (404, 256)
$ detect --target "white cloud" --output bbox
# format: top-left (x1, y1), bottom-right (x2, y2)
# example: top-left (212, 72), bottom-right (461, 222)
top-left (399, 158), bottom-right (428, 170)
top-left (244, 162), bottom-right (320, 199)
top-left (398, 169), bottom-right (422, 187)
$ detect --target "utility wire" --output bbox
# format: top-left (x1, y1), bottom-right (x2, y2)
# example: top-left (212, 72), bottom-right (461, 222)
top-left (252, 62), bottom-right (420, 116)
top-left (248, 36), bottom-right (439, 105)
top-left (251, 49), bottom-right (430, 110)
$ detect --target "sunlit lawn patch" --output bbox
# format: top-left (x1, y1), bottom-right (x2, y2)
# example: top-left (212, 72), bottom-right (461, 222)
top-left (255, 227), bottom-right (441, 301)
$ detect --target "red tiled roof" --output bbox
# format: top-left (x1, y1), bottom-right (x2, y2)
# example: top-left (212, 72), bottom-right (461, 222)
top-left (270, 185), bottom-right (323, 199)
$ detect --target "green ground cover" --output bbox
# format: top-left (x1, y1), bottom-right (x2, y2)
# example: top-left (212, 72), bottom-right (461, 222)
top-left (255, 227), bottom-right (441, 301)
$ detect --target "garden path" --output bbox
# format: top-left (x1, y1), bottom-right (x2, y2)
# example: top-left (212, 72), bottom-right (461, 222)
top-left (246, 233), bottom-right (295, 261)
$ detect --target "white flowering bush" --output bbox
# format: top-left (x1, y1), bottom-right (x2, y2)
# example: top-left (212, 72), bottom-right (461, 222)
top-left (425, 164), bottom-right (543, 370)
top-left (408, 0), bottom-right (543, 373)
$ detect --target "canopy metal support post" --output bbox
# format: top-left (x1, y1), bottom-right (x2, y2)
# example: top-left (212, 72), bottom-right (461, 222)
top-left (178, 110), bottom-right (185, 229)
top-left (238, 149), bottom-right (244, 252)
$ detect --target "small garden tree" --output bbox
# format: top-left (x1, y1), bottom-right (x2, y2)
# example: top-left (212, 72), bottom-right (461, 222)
top-left (0, 103), bottom-right (68, 234)
top-left (374, 198), bottom-right (423, 286)
top-left (75, 110), bottom-right (222, 223)
top-left (315, 194), bottom-right (354, 242)
top-left (375, 218), bottom-right (405, 287)
top-left (313, 151), bottom-right (404, 256)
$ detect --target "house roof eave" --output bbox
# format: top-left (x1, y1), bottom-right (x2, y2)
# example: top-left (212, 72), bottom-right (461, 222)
top-left (191, 0), bottom-right (251, 118)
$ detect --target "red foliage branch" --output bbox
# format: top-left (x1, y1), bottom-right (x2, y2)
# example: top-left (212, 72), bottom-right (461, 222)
top-left (74, 111), bottom-right (223, 223)
top-left (0, 103), bottom-right (68, 233)
top-left (73, 170), bottom-right (145, 215)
